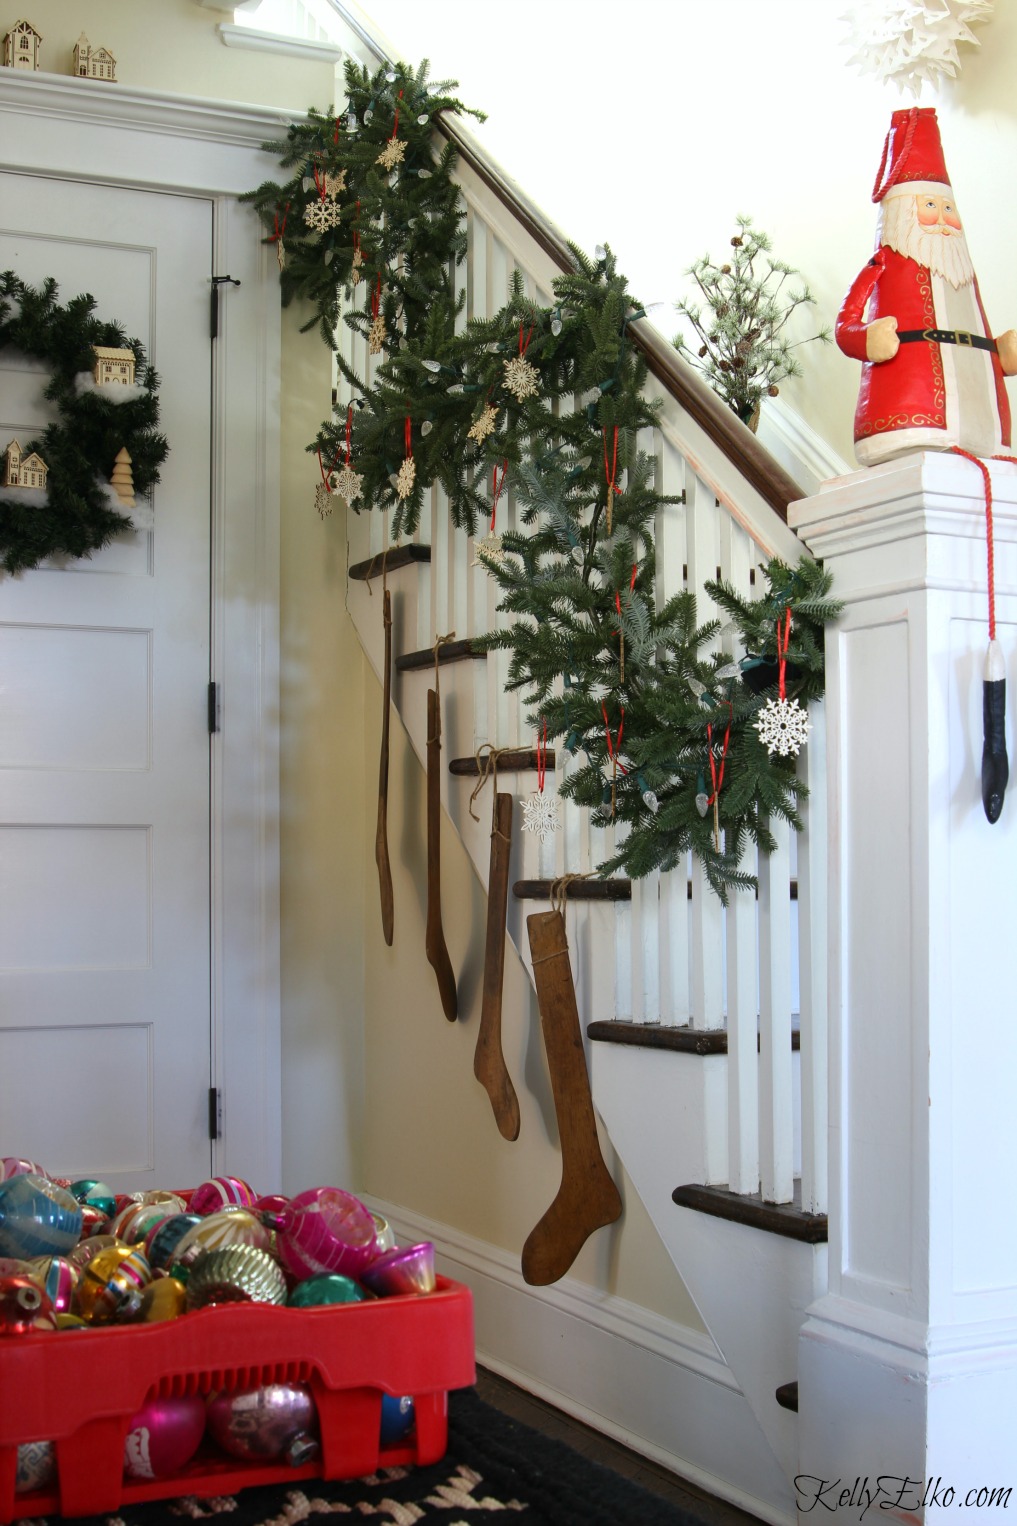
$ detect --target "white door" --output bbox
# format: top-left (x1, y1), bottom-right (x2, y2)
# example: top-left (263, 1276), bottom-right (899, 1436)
top-left (0, 172), bottom-right (215, 1191)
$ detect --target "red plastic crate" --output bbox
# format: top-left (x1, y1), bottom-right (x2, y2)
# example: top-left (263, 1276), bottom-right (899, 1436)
top-left (0, 1275), bottom-right (475, 1521)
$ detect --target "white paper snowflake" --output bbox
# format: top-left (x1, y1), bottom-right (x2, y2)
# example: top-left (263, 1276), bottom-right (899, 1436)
top-left (522, 790), bottom-right (560, 842)
top-left (333, 465), bottom-right (363, 505)
top-left (395, 456), bottom-right (416, 499)
top-left (467, 404), bottom-right (499, 444)
top-left (755, 696), bottom-right (811, 758)
top-left (503, 355), bottom-right (540, 402)
top-left (376, 137), bottom-right (407, 171)
top-left (304, 197), bottom-right (343, 233)
top-left (473, 534), bottom-right (506, 570)
top-left (368, 314), bottom-right (387, 355)
top-left (841, 1), bottom-right (994, 97)
top-left (314, 480), bottom-right (333, 520)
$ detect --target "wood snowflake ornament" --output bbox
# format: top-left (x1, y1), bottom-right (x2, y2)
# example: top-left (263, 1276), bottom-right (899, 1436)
top-left (473, 534), bottom-right (506, 570)
top-left (304, 197), bottom-right (342, 233)
top-left (315, 479), bottom-right (334, 519)
top-left (395, 456), bottom-right (416, 499)
top-left (350, 246), bottom-right (363, 287)
top-left (333, 464), bottom-right (363, 505)
top-left (467, 404), bottom-right (498, 444)
top-left (368, 313), bottom-right (387, 354)
top-left (376, 137), bottom-right (407, 172)
top-left (503, 354), bottom-right (540, 402)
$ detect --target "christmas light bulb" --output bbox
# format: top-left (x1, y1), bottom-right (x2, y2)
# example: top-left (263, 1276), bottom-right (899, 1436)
top-left (595, 244), bottom-right (607, 261)
top-left (716, 661), bottom-right (741, 680)
top-left (385, 68), bottom-right (397, 82)
top-left (447, 383), bottom-right (464, 395)
top-left (417, 114), bottom-right (429, 124)
top-left (422, 359), bottom-right (442, 372)
top-left (363, 108), bottom-right (374, 123)
top-left (550, 313), bottom-right (563, 336)
top-left (418, 169), bottom-right (432, 179)
top-left (695, 791), bottom-right (710, 818)
top-left (302, 176), bottom-right (314, 192)
top-left (643, 789), bottom-right (660, 815)
top-left (346, 112), bottom-right (357, 130)
top-left (420, 419), bottom-right (433, 436)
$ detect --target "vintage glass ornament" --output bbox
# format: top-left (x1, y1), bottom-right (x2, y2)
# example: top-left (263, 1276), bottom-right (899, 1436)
top-left (266, 1186), bottom-right (377, 1282)
top-left (206, 1382), bottom-right (318, 1462)
top-left (78, 1203), bottom-right (111, 1238)
top-left (15, 1438), bottom-right (56, 1494)
top-left (68, 1233), bottom-right (119, 1270)
top-left (287, 1273), bottom-right (370, 1307)
top-left (0, 1173), bottom-right (82, 1259)
top-left (360, 1242), bottom-right (436, 1298)
top-left (0, 1257), bottom-right (28, 1278)
top-left (123, 1393), bottom-right (206, 1479)
top-left (371, 1214), bottom-right (396, 1253)
top-left (145, 1212), bottom-right (201, 1273)
top-left (169, 1209), bottom-right (271, 1278)
top-left (28, 1255), bottom-right (80, 1314)
top-left (75, 1244), bottom-right (151, 1323)
top-left (136, 1276), bottom-right (186, 1322)
top-left (0, 1273), bottom-right (57, 1335)
top-left (69, 1179), bottom-right (116, 1220)
top-left (109, 1202), bottom-right (171, 1247)
top-left (189, 1176), bottom-right (257, 1215)
top-left (185, 1245), bottom-right (287, 1309)
top-left (380, 1394), bottom-right (415, 1446)
top-left (1, 1157), bottom-right (45, 1181)
top-left (138, 1189), bottom-right (187, 1211)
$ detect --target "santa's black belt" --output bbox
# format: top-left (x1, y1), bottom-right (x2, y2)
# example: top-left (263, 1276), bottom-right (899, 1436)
top-left (896, 328), bottom-right (997, 352)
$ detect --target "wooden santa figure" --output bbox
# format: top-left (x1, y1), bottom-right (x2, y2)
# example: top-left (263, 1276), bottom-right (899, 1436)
top-left (836, 106), bottom-right (1017, 467)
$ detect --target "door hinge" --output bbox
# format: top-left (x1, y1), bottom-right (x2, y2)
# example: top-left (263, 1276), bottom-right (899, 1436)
top-left (208, 1087), bottom-right (222, 1140)
top-left (208, 681), bottom-right (219, 734)
top-left (210, 275), bottom-right (240, 340)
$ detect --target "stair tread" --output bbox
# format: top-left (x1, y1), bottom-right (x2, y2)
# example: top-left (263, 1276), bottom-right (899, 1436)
top-left (349, 544), bottom-right (431, 581)
top-left (514, 877), bottom-right (632, 901)
top-left (588, 1018), bottom-right (800, 1052)
top-left (775, 1381), bottom-right (799, 1412)
top-left (671, 1182), bottom-right (827, 1243)
top-left (449, 749), bottom-right (555, 776)
top-left (396, 639), bottom-right (485, 672)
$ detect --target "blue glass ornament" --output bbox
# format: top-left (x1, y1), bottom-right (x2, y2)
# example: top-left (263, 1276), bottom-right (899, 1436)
top-left (0, 1173), bottom-right (82, 1259)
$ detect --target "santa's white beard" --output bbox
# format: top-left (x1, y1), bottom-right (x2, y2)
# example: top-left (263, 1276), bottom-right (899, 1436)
top-left (879, 193), bottom-right (975, 288)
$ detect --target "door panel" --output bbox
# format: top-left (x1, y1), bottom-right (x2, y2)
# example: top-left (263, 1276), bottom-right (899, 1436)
top-left (0, 173), bottom-right (214, 1189)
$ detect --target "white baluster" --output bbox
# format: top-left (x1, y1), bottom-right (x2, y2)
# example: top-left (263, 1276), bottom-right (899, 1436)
top-left (758, 811), bottom-right (794, 1204)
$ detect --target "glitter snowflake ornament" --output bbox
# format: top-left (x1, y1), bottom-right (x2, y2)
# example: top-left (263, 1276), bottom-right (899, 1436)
top-left (376, 137), bottom-right (407, 172)
top-left (755, 696), bottom-right (811, 758)
top-left (467, 404), bottom-right (499, 444)
top-left (314, 480), bottom-right (333, 520)
top-left (333, 465), bottom-right (363, 505)
top-left (841, 1), bottom-right (994, 97)
top-left (304, 198), bottom-right (343, 233)
top-left (368, 314), bottom-right (387, 355)
top-left (395, 455), bottom-right (416, 499)
top-left (522, 790), bottom-right (560, 843)
top-left (503, 355), bottom-right (540, 402)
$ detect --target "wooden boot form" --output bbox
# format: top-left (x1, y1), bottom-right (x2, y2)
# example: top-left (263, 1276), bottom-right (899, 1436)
top-left (474, 792), bottom-right (519, 1140)
top-left (521, 910), bottom-right (622, 1285)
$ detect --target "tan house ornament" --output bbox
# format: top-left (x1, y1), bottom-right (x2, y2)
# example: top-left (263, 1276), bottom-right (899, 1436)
top-left (92, 346), bottom-right (136, 386)
top-left (3, 20), bottom-right (42, 70)
top-left (3, 439), bottom-right (48, 490)
top-left (73, 34), bottom-right (116, 82)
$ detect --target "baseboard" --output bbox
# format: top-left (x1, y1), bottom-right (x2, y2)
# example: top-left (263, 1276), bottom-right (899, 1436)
top-left (364, 1195), bottom-right (798, 1526)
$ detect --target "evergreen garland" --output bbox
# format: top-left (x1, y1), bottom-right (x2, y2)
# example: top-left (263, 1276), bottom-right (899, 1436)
top-left (252, 67), bottom-right (842, 897)
top-left (0, 272), bottom-right (167, 575)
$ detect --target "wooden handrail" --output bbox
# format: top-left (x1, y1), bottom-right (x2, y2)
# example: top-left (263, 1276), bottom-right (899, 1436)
top-left (327, 1), bottom-right (803, 522)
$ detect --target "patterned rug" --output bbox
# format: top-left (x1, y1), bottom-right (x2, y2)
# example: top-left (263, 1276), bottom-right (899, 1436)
top-left (21, 1388), bottom-right (706, 1526)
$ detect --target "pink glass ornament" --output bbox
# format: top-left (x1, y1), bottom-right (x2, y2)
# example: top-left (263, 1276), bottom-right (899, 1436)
top-left (189, 1176), bottom-right (257, 1215)
top-left (360, 1241), bottom-right (436, 1297)
top-left (206, 1382), bottom-right (317, 1462)
top-left (123, 1393), bottom-right (207, 1479)
top-left (1, 1158), bottom-right (45, 1181)
top-left (267, 1186), bottom-right (377, 1282)
top-left (109, 1203), bottom-right (172, 1247)
top-left (254, 1193), bottom-right (289, 1217)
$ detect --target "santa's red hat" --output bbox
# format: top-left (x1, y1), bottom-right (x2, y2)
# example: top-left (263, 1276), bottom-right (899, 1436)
top-left (872, 107), bottom-right (951, 202)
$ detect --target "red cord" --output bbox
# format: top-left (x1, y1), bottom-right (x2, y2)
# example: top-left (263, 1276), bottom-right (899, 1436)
top-left (953, 447), bottom-right (996, 641)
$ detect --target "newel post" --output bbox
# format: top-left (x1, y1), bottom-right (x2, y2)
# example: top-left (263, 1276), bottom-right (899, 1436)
top-left (790, 453), bottom-right (1017, 1520)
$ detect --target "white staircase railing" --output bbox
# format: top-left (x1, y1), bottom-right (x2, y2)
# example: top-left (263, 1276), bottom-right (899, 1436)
top-left (340, 132), bottom-right (828, 1218)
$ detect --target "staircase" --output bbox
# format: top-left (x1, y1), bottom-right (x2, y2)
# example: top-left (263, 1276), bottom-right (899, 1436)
top-left (325, 6), bottom-right (830, 1518)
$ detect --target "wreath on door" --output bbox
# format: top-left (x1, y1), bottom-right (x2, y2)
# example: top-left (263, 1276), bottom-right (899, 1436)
top-left (0, 271), bottom-right (168, 574)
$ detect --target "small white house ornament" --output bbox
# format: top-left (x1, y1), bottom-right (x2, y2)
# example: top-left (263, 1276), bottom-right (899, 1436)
top-left (4, 20), bottom-right (42, 71)
top-left (73, 34), bottom-right (117, 82)
top-left (92, 346), bottom-right (136, 386)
